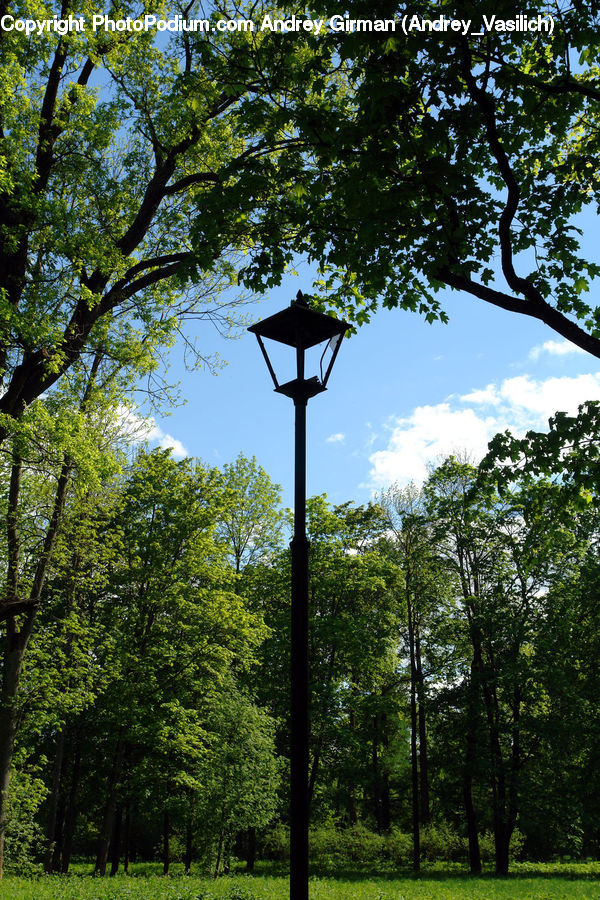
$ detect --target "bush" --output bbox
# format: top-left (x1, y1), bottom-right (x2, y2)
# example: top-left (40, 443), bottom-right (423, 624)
top-left (265, 819), bottom-right (526, 869)
top-left (478, 828), bottom-right (526, 862)
top-left (227, 887), bottom-right (259, 900)
top-left (386, 827), bottom-right (413, 866)
top-left (310, 822), bottom-right (385, 867)
top-left (342, 824), bottom-right (386, 865)
top-left (262, 823), bottom-right (289, 861)
top-left (420, 823), bottom-right (466, 862)
top-left (309, 822), bottom-right (342, 867)
top-left (4, 768), bottom-right (46, 873)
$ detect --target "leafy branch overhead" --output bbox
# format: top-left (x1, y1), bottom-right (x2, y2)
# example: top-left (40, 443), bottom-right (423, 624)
top-left (0, 2), bottom-right (323, 437)
top-left (230, 1), bottom-right (600, 354)
top-left (483, 399), bottom-right (600, 496)
top-left (4, 0), bottom-right (600, 442)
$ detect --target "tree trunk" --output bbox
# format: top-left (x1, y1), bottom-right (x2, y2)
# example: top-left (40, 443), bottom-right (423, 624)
top-left (415, 628), bottom-right (430, 825)
top-left (123, 801), bottom-right (131, 875)
top-left (214, 807), bottom-right (226, 878)
top-left (464, 660), bottom-right (482, 874)
top-left (245, 826), bottom-right (256, 872)
top-left (472, 627), bottom-right (511, 876)
top-left (483, 672), bottom-right (509, 875)
top-left (61, 737), bottom-right (82, 874)
top-left (185, 815), bottom-right (193, 875)
top-left (60, 736), bottom-right (82, 874)
top-left (490, 687), bottom-right (519, 877)
top-left (110, 804), bottom-right (122, 876)
top-left (495, 823), bottom-right (511, 877)
top-left (52, 796), bottom-right (66, 871)
top-left (380, 712), bottom-right (391, 832)
top-left (463, 757), bottom-right (481, 874)
top-left (506, 684), bottom-right (521, 868)
top-left (1, 454), bottom-right (71, 878)
top-left (308, 731), bottom-right (323, 809)
top-left (162, 806), bottom-right (170, 875)
top-left (347, 706), bottom-right (358, 825)
top-left (0, 611), bottom-right (35, 878)
top-left (44, 729), bottom-right (65, 873)
top-left (95, 740), bottom-right (125, 876)
top-left (372, 712), bottom-right (382, 830)
top-left (407, 595), bottom-right (420, 872)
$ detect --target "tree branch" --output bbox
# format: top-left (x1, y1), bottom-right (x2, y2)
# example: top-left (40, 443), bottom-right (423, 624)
top-left (438, 267), bottom-right (600, 358)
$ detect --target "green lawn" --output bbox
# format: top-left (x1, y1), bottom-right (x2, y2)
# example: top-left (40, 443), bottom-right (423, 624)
top-left (2, 865), bottom-right (600, 900)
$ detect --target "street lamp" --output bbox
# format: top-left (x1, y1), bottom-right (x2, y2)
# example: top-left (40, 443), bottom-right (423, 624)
top-left (248, 292), bottom-right (350, 900)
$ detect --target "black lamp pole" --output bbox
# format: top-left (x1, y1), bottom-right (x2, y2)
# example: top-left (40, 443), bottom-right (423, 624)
top-left (290, 366), bottom-right (310, 900)
top-left (248, 294), bottom-right (349, 900)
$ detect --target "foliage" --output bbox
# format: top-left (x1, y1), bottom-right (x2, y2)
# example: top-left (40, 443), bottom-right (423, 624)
top-left (194, 688), bottom-right (281, 872)
top-left (3, 769), bottom-right (45, 873)
top-left (483, 400), bottom-right (600, 495)
top-left (310, 822), bottom-right (386, 867)
top-left (4, 0), bottom-right (600, 886)
top-left (215, 454), bottom-right (283, 575)
top-left (4, 445), bottom-right (600, 876)
top-left (0, 0), bottom-right (314, 437)
top-left (245, 1), bottom-right (600, 357)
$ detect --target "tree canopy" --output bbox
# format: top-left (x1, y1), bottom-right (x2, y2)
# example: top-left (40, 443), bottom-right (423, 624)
top-left (0, 0), bottom-right (314, 437)
top-left (225, 1), bottom-right (600, 355)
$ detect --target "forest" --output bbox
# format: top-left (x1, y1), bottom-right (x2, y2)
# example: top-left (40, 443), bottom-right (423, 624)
top-left (2, 429), bottom-right (600, 880)
top-left (1, 0), bottom-right (600, 892)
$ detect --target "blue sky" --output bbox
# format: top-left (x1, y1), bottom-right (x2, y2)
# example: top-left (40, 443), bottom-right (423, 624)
top-left (133, 252), bottom-right (600, 510)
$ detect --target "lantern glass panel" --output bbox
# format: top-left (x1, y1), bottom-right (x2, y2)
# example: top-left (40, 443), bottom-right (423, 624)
top-left (248, 298), bottom-right (350, 394)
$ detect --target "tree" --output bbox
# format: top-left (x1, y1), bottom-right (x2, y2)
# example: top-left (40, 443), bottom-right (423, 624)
top-left (526, 547), bottom-right (600, 858)
top-left (3, 447), bottom-right (269, 876)
top-left (378, 482), bottom-right (449, 871)
top-left (246, 497), bottom-right (405, 834)
top-left (0, 1), bottom-right (330, 441)
top-left (244, 1), bottom-right (600, 355)
top-left (424, 456), bottom-right (584, 875)
top-left (84, 449), bottom-right (266, 876)
top-left (215, 454), bottom-right (283, 575)
top-left (0, 361), bottom-right (125, 876)
top-left (196, 687), bottom-right (280, 877)
top-left (0, 6), bottom-right (307, 869)
top-left (303, 499), bottom-right (402, 827)
top-left (483, 400), bottom-right (600, 494)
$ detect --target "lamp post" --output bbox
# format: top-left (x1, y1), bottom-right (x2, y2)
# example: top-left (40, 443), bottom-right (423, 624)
top-left (248, 292), bottom-right (350, 900)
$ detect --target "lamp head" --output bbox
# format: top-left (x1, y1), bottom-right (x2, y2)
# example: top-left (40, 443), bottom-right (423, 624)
top-left (248, 296), bottom-right (350, 402)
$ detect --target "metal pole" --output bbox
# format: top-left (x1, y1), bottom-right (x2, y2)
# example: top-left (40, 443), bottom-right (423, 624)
top-left (290, 390), bottom-right (309, 900)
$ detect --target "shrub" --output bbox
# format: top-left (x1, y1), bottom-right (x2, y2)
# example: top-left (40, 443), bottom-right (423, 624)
top-left (420, 823), bottom-right (466, 862)
top-left (309, 821), bottom-right (387, 867)
top-left (227, 887), bottom-right (259, 900)
top-left (478, 828), bottom-right (526, 862)
top-left (510, 828), bottom-right (526, 860)
top-left (262, 823), bottom-right (289, 861)
top-left (4, 768), bottom-right (46, 873)
top-left (385, 827), bottom-right (413, 866)
top-left (309, 822), bottom-right (342, 867)
top-left (342, 824), bottom-right (386, 865)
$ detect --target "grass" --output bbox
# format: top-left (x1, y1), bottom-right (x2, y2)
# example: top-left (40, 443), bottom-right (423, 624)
top-left (2, 863), bottom-right (600, 900)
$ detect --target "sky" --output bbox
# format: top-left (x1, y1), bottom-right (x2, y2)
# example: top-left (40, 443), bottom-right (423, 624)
top-left (133, 249), bottom-right (600, 510)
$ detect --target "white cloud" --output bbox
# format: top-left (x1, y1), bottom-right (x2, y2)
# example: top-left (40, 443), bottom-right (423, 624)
top-left (474, 373), bottom-right (600, 420)
top-left (368, 371), bottom-right (600, 490)
top-left (460, 384), bottom-right (501, 406)
top-left (116, 404), bottom-right (188, 460)
top-left (369, 404), bottom-right (502, 488)
top-left (155, 433), bottom-right (188, 458)
top-left (326, 432), bottom-right (345, 444)
top-left (529, 339), bottom-right (586, 361)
